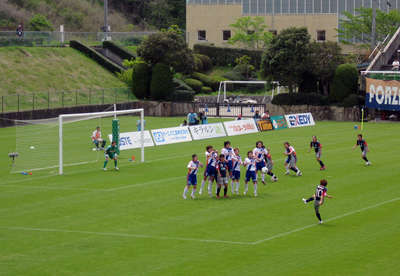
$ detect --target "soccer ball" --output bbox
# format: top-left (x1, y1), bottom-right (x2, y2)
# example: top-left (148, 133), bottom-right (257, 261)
top-left (261, 167), bottom-right (268, 173)
top-left (29, 146), bottom-right (35, 150)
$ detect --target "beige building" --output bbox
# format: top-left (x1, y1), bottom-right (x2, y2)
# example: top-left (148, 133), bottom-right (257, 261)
top-left (186, 0), bottom-right (400, 51)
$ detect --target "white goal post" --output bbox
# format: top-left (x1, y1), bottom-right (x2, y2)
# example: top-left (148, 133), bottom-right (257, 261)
top-left (58, 108), bottom-right (144, 175)
top-left (217, 80), bottom-right (281, 103)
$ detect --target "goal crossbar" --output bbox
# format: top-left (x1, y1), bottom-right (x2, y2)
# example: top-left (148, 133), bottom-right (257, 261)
top-left (59, 108), bottom-right (144, 175)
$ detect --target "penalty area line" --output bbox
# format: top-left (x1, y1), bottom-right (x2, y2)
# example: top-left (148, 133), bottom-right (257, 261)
top-left (251, 197), bottom-right (400, 245)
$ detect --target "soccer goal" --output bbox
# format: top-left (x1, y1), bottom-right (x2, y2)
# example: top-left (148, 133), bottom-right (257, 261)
top-left (59, 108), bottom-right (144, 175)
top-left (217, 81), bottom-right (281, 103)
top-left (11, 107), bottom-right (144, 175)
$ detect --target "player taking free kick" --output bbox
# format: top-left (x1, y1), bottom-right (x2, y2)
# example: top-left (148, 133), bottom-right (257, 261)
top-left (183, 154), bottom-right (203, 199)
top-left (103, 141), bottom-right (119, 171)
top-left (302, 179), bottom-right (333, 224)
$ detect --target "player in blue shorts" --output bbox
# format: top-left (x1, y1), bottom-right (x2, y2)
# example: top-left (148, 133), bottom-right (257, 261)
top-left (221, 141), bottom-right (234, 190)
top-left (206, 149), bottom-right (219, 197)
top-left (199, 145), bottom-right (213, 195)
top-left (231, 148), bottom-right (242, 195)
top-left (244, 151), bottom-right (258, 197)
top-left (352, 134), bottom-right (371, 166)
top-left (183, 154), bottom-right (203, 199)
top-left (253, 141), bottom-right (268, 184)
top-left (216, 154), bottom-right (229, 198)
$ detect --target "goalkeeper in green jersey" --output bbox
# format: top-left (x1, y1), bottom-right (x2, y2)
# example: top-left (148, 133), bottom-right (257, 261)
top-left (103, 141), bottom-right (119, 171)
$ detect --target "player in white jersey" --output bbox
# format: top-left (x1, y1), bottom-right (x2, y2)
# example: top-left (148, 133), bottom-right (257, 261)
top-left (221, 141), bottom-right (235, 192)
top-left (253, 141), bottom-right (268, 184)
top-left (243, 151), bottom-right (258, 197)
top-left (231, 148), bottom-right (242, 195)
top-left (206, 149), bottom-right (219, 196)
top-left (183, 154), bottom-right (203, 199)
top-left (284, 142), bottom-right (302, 176)
top-left (199, 145), bottom-right (213, 195)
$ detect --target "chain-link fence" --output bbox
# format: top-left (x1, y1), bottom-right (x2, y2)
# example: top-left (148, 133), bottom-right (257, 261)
top-left (0, 31), bottom-right (156, 47)
top-left (0, 88), bottom-right (135, 113)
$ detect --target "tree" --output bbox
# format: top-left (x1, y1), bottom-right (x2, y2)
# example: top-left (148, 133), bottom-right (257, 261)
top-left (150, 63), bottom-right (174, 100)
top-left (137, 25), bottom-right (194, 74)
top-left (228, 17), bottom-right (273, 50)
top-left (330, 64), bottom-right (359, 102)
top-left (307, 41), bottom-right (344, 95)
top-left (29, 14), bottom-right (53, 31)
top-left (261, 27), bottom-right (310, 93)
top-left (131, 60), bottom-right (151, 99)
top-left (338, 7), bottom-right (400, 48)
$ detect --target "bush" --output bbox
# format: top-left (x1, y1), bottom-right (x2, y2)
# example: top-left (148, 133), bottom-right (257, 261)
top-left (193, 44), bottom-right (263, 68)
top-left (330, 64), bottom-right (358, 102)
top-left (169, 90), bottom-right (195, 102)
top-left (201, 86), bottom-right (213, 94)
top-left (173, 78), bottom-right (194, 92)
top-left (184, 78), bottom-right (203, 93)
top-left (272, 93), bottom-right (330, 106)
top-left (150, 63), bottom-right (174, 100)
top-left (195, 54), bottom-right (213, 71)
top-left (29, 14), bottom-right (53, 31)
top-left (194, 55), bottom-right (204, 72)
top-left (103, 41), bottom-right (136, 61)
top-left (233, 64), bottom-right (256, 79)
top-left (342, 94), bottom-right (364, 107)
top-left (70, 40), bottom-right (122, 74)
top-left (223, 71), bottom-right (245, 81)
top-left (192, 72), bottom-right (219, 90)
top-left (132, 62), bottom-right (150, 99)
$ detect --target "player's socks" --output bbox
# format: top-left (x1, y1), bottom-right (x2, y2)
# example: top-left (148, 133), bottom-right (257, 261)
top-left (235, 181), bottom-right (240, 193)
top-left (199, 180), bottom-right (205, 194)
top-left (183, 186), bottom-right (188, 198)
top-left (290, 167), bottom-right (298, 173)
top-left (103, 160), bottom-right (108, 168)
top-left (319, 160), bottom-right (325, 167)
top-left (207, 180), bottom-right (212, 195)
top-left (306, 197), bottom-right (314, 202)
top-left (114, 160), bottom-right (118, 168)
top-left (316, 212), bottom-right (322, 222)
top-left (244, 183), bottom-right (248, 194)
top-left (224, 186), bottom-right (227, 196)
top-left (254, 183), bottom-right (257, 196)
top-left (216, 186), bottom-right (221, 196)
top-left (231, 181), bottom-right (234, 194)
top-left (191, 188), bottom-right (196, 198)
top-left (261, 173), bottom-right (265, 182)
top-left (363, 157), bottom-right (369, 162)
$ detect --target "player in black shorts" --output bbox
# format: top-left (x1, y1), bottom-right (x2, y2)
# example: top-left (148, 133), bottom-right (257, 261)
top-left (309, 136), bottom-right (325, 170)
top-left (302, 179), bottom-right (333, 224)
top-left (352, 134), bottom-right (371, 166)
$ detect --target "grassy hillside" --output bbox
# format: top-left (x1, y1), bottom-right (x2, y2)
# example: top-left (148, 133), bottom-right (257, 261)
top-left (0, 46), bottom-right (126, 95)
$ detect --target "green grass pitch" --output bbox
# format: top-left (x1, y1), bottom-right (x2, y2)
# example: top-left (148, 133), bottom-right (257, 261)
top-left (0, 117), bottom-right (399, 275)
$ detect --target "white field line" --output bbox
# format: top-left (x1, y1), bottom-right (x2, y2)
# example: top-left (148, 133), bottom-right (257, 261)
top-left (251, 197), bottom-right (400, 245)
top-left (1, 197), bottom-right (398, 246)
top-left (12, 161), bottom-right (92, 173)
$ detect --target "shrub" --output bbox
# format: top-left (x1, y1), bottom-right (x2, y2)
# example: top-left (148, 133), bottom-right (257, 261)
top-left (132, 62), bottom-right (150, 99)
top-left (195, 54), bottom-right (213, 71)
top-left (223, 71), bottom-right (245, 81)
top-left (272, 93), bottom-right (330, 106)
top-left (192, 72), bottom-right (219, 90)
top-left (342, 94), bottom-right (364, 107)
top-left (29, 14), bottom-right (53, 31)
top-left (184, 78), bottom-right (203, 93)
top-left (330, 64), bottom-right (358, 102)
top-left (194, 55), bottom-right (204, 72)
top-left (201, 86), bottom-right (213, 94)
top-left (173, 78), bottom-right (194, 92)
top-left (233, 64), bottom-right (256, 79)
top-left (169, 90), bottom-right (195, 102)
top-left (193, 44), bottom-right (263, 68)
top-left (150, 63), bottom-right (174, 100)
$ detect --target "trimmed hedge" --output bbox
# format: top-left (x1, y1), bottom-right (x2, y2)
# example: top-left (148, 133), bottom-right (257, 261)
top-left (272, 93), bottom-right (330, 106)
top-left (103, 41), bottom-right (136, 61)
top-left (193, 44), bottom-right (263, 68)
top-left (132, 62), bottom-right (150, 99)
top-left (223, 71), bottom-right (245, 81)
top-left (184, 78), bottom-right (203, 93)
top-left (201, 86), bottom-right (213, 94)
top-left (192, 72), bottom-right (219, 90)
top-left (342, 94), bottom-right (364, 107)
top-left (194, 54), bottom-right (213, 72)
top-left (330, 63), bottom-right (358, 102)
top-left (70, 40), bottom-right (122, 74)
top-left (173, 78), bottom-right (194, 92)
top-left (150, 63), bottom-right (174, 100)
top-left (170, 90), bottom-right (195, 102)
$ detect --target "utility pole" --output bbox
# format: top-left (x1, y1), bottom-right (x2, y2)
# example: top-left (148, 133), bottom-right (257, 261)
top-left (371, 0), bottom-right (376, 49)
top-left (104, 0), bottom-right (108, 33)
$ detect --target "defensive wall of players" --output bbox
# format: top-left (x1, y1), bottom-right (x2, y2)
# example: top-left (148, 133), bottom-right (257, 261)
top-left (111, 112), bottom-right (315, 151)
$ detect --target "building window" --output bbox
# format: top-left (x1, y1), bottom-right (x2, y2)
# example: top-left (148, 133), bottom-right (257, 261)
top-left (223, 30), bottom-right (231, 41)
top-left (317, 30), bottom-right (326, 41)
top-left (198, 30), bottom-right (206, 41)
top-left (269, 30), bottom-right (277, 36)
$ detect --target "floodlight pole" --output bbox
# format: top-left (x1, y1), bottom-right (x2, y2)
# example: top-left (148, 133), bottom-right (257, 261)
top-left (371, 0), bottom-right (377, 49)
top-left (104, 0), bottom-right (109, 33)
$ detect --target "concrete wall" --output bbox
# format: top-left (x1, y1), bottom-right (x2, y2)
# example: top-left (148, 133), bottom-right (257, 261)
top-left (187, 4), bottom-right (339, 48)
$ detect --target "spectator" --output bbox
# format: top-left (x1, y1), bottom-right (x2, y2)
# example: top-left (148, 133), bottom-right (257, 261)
top-left (180, 120), bottom-right (187, 126)
top-left (236, 114), bottom-right (242, 120)
top-left (392, 59), bottom-right (400, 71)
top-left (91, 126), bottom-right (106, 150)
top-left (253, 110), bottom-right (261, 120)
top-left (16, 23), bottom-right (23, 38)
top-left (187, 110), bottom-right (198, 125)
top-left (199, 112), bottom-right (208, 124)
top-left (261, 110), bottom-right (271, 120)
top-left (137, 119), bottom-right (146, 131)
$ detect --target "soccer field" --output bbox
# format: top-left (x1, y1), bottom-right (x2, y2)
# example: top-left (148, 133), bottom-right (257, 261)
top-left (0, 117), bottom-right (399, 275)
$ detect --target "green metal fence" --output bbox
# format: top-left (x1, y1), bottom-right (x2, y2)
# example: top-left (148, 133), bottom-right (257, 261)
top-left (1, 87), bottom-right (135, 113)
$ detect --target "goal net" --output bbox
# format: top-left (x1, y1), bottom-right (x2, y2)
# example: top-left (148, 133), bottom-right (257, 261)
top-left (217, 81), bottom-right (281, 103)
top-left (11, 108), bottom-right (144, 175)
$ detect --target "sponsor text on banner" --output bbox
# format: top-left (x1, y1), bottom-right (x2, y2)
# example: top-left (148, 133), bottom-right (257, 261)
top-left (189, 123), bottom-right (226, 140)
top-left (270, 115), bottom-right (288, 130)
top-left (365, 77), bottom-right (400, 111)
top-left (285, 113), bottom-right (315, 128)
top-left (224, 119), bottom-right (259, 136)
top-left (108, 131), bottom-right (154, 151)
top-left (256, 120), bottom-right (274, 131)
top-left (151, 126), bottom-right (192, 146)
